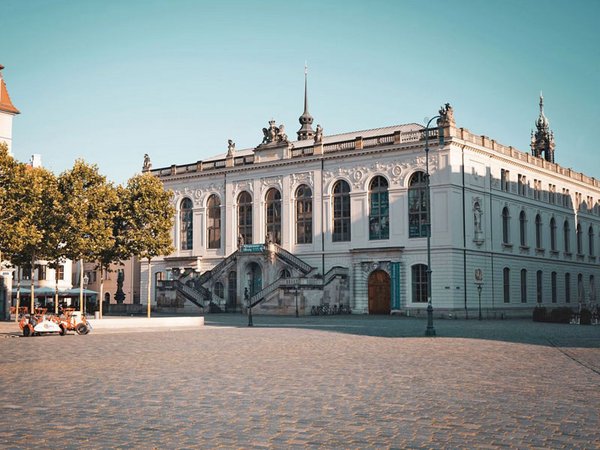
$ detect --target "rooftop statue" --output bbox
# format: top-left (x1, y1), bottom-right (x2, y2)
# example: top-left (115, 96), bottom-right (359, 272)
top-left (261, 120), bottom-right (289, 146)
top-left (143, 153), bottom-right (152, 171)
top-left (227, 139), bottom-right (235, 157)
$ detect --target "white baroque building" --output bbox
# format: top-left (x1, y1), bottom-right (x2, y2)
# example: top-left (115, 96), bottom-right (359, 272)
top-left (146, 85), bottom-right (599, 317)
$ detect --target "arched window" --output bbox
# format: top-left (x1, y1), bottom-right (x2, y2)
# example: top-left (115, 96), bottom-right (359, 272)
top-left (590, 275), bottom-right (596, 302)
top-left (332, 180), bottom-right (351, 242)
top-left (280, 268), bottom-right (291, 279)
top-left (519, 210), bottom-right (527, 247)
top-left (503, 267), bottom-right (510, 303)
top-left (408, 172), bottom-right (428, 238)
top-left (265, 188), bottom-right (282, 245)
top-left (536, 270), bottom-right (543, 304)
top-left (180, 198), bottom-right (193, 250)
top-left (535, 214), bottom-right (542, 249)
top-left (565, 273), bottom-right (571, 303)
top-left (520, 269), bottom-right (527, 303)
top-left (551, 271), bottom-right (557, 303)
top-left (237, 191), bottom-right (253, 245)
top-left (207, 195), bottom-right (221, 249)
top-left (369, 176), bottom-right (389, 240)
top-left (577, 273), bottom-right (584, 302)
top-left (576, 223), bottom-right (583, 255)
top-left (564, 220), bottom-right (571, 253)
top-left (550, 218), bottom-right (557, 251)
top-left (589, 226), bottom-right (595, 256)
top-left (502, 207), bottom-right (510, 245)
top-left (296, 185), bottom-right (312, 244)
top-left (214, 281), bottom-right (224, 299)
top-left (411, 264), bottom-right (428, 303)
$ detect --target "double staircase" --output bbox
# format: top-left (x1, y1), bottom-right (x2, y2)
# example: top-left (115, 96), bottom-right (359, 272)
top-left (168, 243), bottom-right (348, 312)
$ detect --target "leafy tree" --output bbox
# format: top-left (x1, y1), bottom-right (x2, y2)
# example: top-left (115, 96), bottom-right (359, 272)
top-left (59, 160), bottom-right (117, 313)
top-left (121, 173), bottom-right (174, 317)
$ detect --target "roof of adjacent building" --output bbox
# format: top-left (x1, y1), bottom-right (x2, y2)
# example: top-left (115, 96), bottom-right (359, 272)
top-left (0, 65), bottom-right (20, 115)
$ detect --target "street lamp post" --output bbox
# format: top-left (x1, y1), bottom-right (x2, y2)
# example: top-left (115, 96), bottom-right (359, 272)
top-left (245, 287), bottom-right (253, 327)
top-left (424, 115), bottom-right (441, 337)
top-left (476, 283), bottom-right (483, 320)
top-left (83, 274), bottom-right (89, 316)
top-left (294, 283), bottom-right (299, 318)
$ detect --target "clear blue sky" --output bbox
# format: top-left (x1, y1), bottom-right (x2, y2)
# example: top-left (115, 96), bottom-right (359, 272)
top-left (2, 0), bottom-right (599, 184)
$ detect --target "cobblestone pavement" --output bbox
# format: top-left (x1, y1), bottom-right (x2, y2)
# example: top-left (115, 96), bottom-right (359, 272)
top-left (0, 315), bottom-right (599, 449)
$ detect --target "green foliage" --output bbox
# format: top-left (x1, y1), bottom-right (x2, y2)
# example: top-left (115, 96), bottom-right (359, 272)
top-left (120, 173), bottom-right (174, 261)
top-left (58, 160), bottom-right (118, 263)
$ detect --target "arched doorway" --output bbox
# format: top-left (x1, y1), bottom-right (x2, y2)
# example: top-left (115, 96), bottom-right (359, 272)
top-left (246, 262), bottom-right (262, 296)
top-left (368, 270), bottom-right (391, 314)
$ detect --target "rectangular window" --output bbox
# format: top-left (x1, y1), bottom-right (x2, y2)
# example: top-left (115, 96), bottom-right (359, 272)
top-left (57, 265), bottom-right (65, 281)
top-left (520, 269), bottom-right (527, 303)
top-left (411, 265), bottom-right (428, 303)
top-left (549, 184), bottom-right (556, 204)
top-left (518, 174), bottom-right (527, 196)
top-left (37, 265), bottom-right (47, 281)
top-left (536, 271), bottom-right (543, 304)
top-left (503, 268), bottom-right (510, 303)
top-left (565, 273), bottom-right (571, 303)
top-left (534, 179), bottom-right (541, 200)
top-left (551, 272), bottom-right (557, 303)
top-left (501, 169), bottom-right (510, 192)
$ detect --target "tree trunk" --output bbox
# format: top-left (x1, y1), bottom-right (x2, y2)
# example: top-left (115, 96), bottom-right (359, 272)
top-left (30, 255), bottom-right (35, 314)
top-left (147, 258), bottom-right (152, 318)
top-left (79, 259), bottom-right (84, 314)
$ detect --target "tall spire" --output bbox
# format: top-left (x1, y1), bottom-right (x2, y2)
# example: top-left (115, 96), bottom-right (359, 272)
top-left (297, 63), bottom-right (315, 141)
top-left (531, 92), bottom-right (555, 163)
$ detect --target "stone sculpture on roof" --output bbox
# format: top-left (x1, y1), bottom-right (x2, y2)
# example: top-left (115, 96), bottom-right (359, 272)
top-left (227, 139), bottom-right (235, 157)
top-left (260, 120), bottom-right (289, 146)
top-left (143, 153), bottom-right (152, 172)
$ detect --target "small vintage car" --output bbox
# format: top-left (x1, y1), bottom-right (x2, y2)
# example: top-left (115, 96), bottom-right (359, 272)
top-left (19, 308), bottom-right (92, 337)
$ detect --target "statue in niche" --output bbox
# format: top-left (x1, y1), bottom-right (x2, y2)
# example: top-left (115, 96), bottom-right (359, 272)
top-left (142, 154), bottom-right (152, 171)
top-left (227, 140), bottom-right (235, 157)
top-left (314, 124), bottom-right (323, 143)
top-left (473, 201), bottom-right (484, 244)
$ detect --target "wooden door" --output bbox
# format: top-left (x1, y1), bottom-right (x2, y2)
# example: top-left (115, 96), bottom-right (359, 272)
top-left (368, 270), bottom-right (391, 314)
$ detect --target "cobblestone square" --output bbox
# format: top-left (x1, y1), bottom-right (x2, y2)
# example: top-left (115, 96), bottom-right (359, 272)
top-left (1, 315), bottom-right (599, 448)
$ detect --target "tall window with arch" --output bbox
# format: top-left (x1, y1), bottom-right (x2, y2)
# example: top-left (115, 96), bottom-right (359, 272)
top-left (565, 273), bottom-right (571, 303)
top-left (535, 214), bottom-right (542, 249)
top-left (564, 220), bottom-right (571, 253)
top-left (411, 264), bottom-right (428, 303)
top-left (265, 188), bottom-right (282, 245)
top-left (588, 225), bottom-right (594, 256)
top-left (180, 198), bottom-right (193, 250)
top-left (551, 271), bottom-right (557, 303)
top-left (503, 267), bottom-right (510, 303)
top-left (590, 275), bottom-right (596, 302)
top-left (577, 273), bottom-right (584, 302)
top-left (332, 180), bottom-right (351, 242)
top-left (550, 217), bottom-right (557, 251)
top-left (295, 185), bottom-right (313, 244)
top-left (408, 172), bottom-right (428, 238)
top-left (207, 194), bottom-right (221, 249)
top-left (502, 207), bottom-right (511, 245)
top-left (519, 210), bottom-right (527, 247)
top-left (536, 270), bottom-right (543, 304)
top-left (576, 223), bottom-right (583, 255)
top-left (520, 269), bottom-right (527, 303)
top-left (237, 191), bottom-right (253, 245)
top-left (369, 176), bottom-right (389, 240)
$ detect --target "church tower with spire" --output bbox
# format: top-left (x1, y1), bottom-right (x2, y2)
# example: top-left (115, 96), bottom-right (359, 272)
top-left (297, 65), bottom-right (315, 141)
top-left (530, 93), bottom-right (555, 163)
top-left (0, 65), bottom-right (20, 156)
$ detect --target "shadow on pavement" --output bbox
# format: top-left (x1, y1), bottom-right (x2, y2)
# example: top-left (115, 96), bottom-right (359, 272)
top-left (204, 313), bottom-right (600, 348)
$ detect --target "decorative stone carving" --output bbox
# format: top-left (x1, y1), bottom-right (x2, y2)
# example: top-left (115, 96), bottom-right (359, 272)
top-left (473, 197), bottom-right (484, 246)
top-left (314, 124), bottom-right (323, 143)
top-left (260, 120), bottom-right (289, 146)
top-left (437, 103), bottom-right (455, 127)
top-left (261, 175), bottom-right (283, 192)
top-left (290, 172), bottom-right (314, 189)
top-left (142, 154), bottom-right (152, 172)
top-left (232, 180), bottom-right (254, 197)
